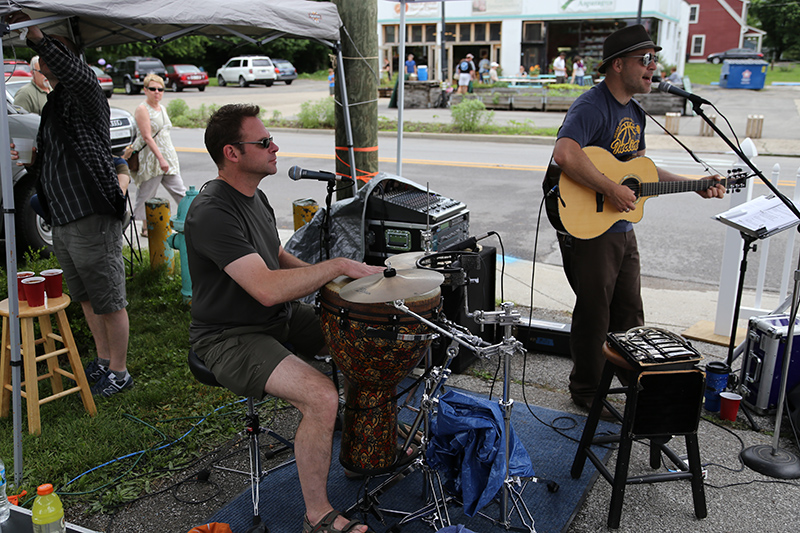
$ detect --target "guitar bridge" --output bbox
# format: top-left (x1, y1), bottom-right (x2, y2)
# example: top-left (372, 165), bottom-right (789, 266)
top-left (596, 192), bottom-right (604, 213)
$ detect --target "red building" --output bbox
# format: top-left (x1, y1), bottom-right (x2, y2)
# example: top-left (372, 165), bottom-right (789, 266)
top-left (686, 0), bottom-right (765, 62)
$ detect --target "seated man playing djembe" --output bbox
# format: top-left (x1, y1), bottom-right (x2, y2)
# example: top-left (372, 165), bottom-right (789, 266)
top-left (185, 104), bottom-right (383, 533)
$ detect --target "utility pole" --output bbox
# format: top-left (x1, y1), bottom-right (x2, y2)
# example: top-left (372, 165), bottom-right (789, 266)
top-left (333, 0), bottom-right (379, 198)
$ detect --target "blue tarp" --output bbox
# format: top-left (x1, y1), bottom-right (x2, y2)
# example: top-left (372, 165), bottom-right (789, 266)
top-left (426, 390), bottom-right (535, 516)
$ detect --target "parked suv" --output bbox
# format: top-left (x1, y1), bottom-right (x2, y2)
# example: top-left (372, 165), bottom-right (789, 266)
top-left (110, 56), bottom-right (168, 95)
top-left (216, 56), bottom-right (276, 87)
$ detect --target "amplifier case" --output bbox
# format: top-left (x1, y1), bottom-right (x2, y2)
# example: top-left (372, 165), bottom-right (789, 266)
top-left (517, 318), bottom-right (571, 357)
top-left (740, 314), bottom-right (800, 415)
top-left (364, 211), bottom-right (469, 263)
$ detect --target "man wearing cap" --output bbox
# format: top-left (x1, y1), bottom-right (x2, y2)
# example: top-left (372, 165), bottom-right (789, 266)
top-left (549, 25), bottom-right (725, 413)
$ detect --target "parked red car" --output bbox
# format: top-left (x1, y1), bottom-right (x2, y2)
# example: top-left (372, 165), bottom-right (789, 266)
top-left (4, 59), bottom-right (32, 77)
top-left (165, 64), bottom-right (208, 92)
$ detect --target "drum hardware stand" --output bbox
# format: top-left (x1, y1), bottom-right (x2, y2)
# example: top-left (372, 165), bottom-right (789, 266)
top-left (345, 315), bottom-right (482, 530)
top-left (398, 301), bottom-right (556, 532)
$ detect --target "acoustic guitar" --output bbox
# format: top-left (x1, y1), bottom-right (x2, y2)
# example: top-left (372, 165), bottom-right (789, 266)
top-left (544, 146), bottom-right (746, 240)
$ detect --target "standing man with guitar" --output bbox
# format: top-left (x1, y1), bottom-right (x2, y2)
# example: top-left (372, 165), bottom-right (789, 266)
top-left (547, 25), bottom-right (726, 413)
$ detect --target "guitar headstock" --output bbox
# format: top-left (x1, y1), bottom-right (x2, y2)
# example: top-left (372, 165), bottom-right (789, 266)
top-left (725, 168), bottom-right (749, 193)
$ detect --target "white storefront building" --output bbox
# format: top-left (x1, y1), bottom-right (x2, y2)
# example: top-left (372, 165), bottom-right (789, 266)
top-left (378, 0), bottom-right (690, 81)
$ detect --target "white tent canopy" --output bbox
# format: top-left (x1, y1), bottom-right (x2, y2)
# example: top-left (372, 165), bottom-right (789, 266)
top-left (0, 0), bottom-right (353, 486)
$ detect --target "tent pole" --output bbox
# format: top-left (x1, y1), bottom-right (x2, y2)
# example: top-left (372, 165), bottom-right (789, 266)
top-left (335, 42), bottom-right (357, 182)
top-left (0, 36), bottom-right (25, 486)
top-left (396, 0), bottom-right (406, 176)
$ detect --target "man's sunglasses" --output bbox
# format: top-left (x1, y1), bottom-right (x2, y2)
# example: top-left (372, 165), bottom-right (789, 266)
top-left (231, 136), bottom-right (274, 149)
top-left (625, 53), bottom-right (658, 67)
top-left (146, 86), bottom-right (165, 92)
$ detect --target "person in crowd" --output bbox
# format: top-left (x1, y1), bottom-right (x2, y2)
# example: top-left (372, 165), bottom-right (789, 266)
top-left (127, 73), bottom-right (186, 238)
top-left (405, 53), bottom-right (416, 77)
top-left (13, 55), bottom-right (50, 114)
top-left (328, 67), bottom-right (335, 96)
top-left (667, 66), bottom-right (682, 85)
top-left (553, 51), bottom-right (568, 83)
top-left (382, 57), bottom-right (392, 83)
top-left (653, 60), bottom-right (664, 82)
top-left (489, 61), bottom-right (500, 83)
top-left (518, 65), bottom-right (528, 77)
top-left (456, 55), bottom-right (475, 94)
top-left (8, 13), bottom-right (132, 397)
top-left (185, 103), bottom-right (384, 533)
top-left (571, 55), bottom-right (586, 86)
top-left (478, 51), bottom-right (491, 83)
top-left (548, 25), bottom-right (726, 414)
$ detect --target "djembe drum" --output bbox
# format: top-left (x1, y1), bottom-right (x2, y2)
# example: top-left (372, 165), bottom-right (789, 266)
top-left (319, 272), bottom-right (441, 474)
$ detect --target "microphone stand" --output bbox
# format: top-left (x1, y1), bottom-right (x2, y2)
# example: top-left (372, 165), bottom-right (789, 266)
top-left (691, 99), bottom-right (800, 479)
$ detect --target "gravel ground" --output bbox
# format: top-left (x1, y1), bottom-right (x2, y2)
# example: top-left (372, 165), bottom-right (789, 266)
top-left (62, 306), bottom-right (800, 533)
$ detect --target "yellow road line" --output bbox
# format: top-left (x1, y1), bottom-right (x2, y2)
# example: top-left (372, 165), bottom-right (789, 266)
top-left (175, 147), bottom-right (785, 183)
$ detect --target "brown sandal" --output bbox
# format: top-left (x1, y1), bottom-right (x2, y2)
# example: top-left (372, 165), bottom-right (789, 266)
top-left (302, 510), bottom-right (367, 533)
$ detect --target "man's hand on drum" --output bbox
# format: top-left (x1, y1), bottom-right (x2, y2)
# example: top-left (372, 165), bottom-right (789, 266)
top-left (338, 258), bottom-right (385, 280)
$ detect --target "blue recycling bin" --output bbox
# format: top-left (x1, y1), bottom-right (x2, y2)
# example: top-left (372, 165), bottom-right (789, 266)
top-left (417, 65), bottom-right (428, 81)
top-left (719, 60), bottom-right (768, 90)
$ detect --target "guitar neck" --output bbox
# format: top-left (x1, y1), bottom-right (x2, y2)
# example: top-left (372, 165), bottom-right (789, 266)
top-left (640, 177), bottom-right (726, 197)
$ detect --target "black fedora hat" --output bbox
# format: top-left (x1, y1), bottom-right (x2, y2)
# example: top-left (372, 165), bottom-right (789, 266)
top-left (598, 24), bottom-right (662, 73)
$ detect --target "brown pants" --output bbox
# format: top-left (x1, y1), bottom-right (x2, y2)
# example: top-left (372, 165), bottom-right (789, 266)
top-left (558, 230), bottom-right (644, 402)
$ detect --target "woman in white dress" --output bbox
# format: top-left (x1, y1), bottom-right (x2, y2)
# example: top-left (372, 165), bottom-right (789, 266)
top-left (130, 74), bottom-right (186, 237)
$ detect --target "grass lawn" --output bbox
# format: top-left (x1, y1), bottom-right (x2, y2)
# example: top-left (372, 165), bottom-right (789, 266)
top-left (684, 62), bottom-right (800, 86)
top-left (0, 250), bottom-right (271, 513)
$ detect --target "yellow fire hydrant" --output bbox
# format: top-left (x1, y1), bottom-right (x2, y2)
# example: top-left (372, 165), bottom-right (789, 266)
top-left (144, 197), bottom-right (174, 274)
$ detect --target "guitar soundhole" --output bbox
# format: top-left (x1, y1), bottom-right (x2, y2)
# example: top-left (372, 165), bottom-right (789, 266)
top-left (622, 176), bottom-right (641, 198)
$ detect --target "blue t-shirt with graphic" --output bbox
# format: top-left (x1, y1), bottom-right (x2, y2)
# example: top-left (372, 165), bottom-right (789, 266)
top-left (557, 81), bottom-right (647, 233)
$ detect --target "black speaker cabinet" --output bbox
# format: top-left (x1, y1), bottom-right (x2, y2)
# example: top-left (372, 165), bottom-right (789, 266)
top-left (430, 246), bottom-right (497, 373)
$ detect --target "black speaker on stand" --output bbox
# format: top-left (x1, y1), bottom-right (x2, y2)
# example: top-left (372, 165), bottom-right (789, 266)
top-left (431, 245), bottom-right (496, 373)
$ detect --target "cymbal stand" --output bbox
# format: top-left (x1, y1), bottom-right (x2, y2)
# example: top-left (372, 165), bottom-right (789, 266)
top-left (397, 302), bottom-right (553, 532)
top-left (470, 302), bottom-right (539, 533)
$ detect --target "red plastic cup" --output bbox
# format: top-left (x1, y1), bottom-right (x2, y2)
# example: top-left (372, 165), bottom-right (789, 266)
top-left (17, 271), bottom-right (34, 301)
top-left (21, 276), bottom-right (45, 307)
top-left (41, 269), bottom-right (64, 298)
top-left (719, 392), bottom-right (742, 422)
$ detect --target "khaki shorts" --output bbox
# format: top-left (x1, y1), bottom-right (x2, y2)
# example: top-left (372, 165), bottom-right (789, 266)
top-left (53, 214), bottom-right (127, 314)
top-left (191, 302), bottom-right (325, 399)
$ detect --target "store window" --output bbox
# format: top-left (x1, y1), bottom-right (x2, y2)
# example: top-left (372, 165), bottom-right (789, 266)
top-left (385, 25), bottom-right (397, 44)
top-left (475, 23), bottom-right (486, 42)
top-left (411, 25), bottom-right (423, 43)
top-left (691, 34), bottom-right (705, 56)
top-left (523, 22), bottom-right (543, 42)
top-left (425, 25), bottom-right (436, 42)
top-left (445, 24), bottom-right (456, 42)
top-left (459, 25), bottom-right (471, 42)
top-left (489, 23), bottom-right (501, 41)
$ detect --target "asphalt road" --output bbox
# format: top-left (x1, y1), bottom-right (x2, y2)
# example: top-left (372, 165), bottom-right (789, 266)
top-left (162, 126), bottom-right (800, 294)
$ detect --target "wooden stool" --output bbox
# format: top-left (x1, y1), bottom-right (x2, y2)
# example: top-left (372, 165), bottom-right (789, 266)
top-left (0, 295), bottom-right (96, 434)
top-left (570, 342), bottom-right (707, 529)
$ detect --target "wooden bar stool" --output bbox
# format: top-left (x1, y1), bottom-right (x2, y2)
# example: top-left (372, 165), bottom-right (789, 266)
top-left (571, 340), bottom-right (707, 529)
top-left (0, 295), bottom-right (96, 434)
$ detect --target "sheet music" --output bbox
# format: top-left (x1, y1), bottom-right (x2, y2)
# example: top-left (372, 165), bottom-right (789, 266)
top-left (715, 194), bottom-right (800, 239)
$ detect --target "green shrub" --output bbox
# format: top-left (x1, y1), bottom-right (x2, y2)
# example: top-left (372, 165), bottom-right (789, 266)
top-left (450, 97), bottom-right (494, 133)
top-left (169, 103), bottom-right (219, 128)
top-left (297, 97), bottom-right (336, 129)
top-left (166, 99), bottom-right (189, 119)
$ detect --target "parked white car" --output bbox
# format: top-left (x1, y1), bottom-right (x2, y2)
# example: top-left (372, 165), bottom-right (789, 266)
top-left (216, 56), bottom-right (276, 87)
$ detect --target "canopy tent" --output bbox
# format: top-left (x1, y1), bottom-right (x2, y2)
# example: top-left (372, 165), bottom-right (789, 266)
top-left (0, 0), bottom-right (357, 486)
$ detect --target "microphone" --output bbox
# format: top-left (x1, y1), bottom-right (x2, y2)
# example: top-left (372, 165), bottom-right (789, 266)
top-left (287, 166), bottom-right (346, 182)
top-left (657, 81), bottom-right (711, 106)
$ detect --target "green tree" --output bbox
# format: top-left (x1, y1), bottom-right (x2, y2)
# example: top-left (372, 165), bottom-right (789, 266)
top-left (750, 0), bottom-right (800, 60)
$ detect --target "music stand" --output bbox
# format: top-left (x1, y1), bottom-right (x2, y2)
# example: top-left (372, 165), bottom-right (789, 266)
top-left (715, 194), bottom-right (800, 478)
